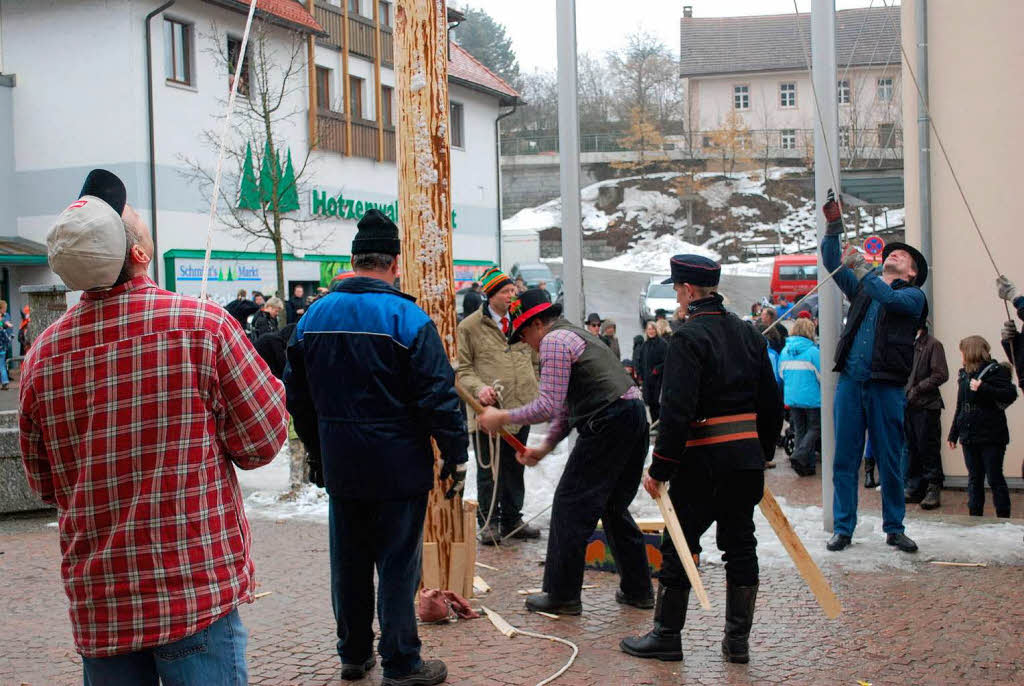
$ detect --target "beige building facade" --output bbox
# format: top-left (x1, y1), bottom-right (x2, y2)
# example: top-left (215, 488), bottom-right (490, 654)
top-left (902, 0), bottom-right (1024, 485)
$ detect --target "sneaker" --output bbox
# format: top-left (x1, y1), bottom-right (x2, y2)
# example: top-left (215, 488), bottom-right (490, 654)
top-left (341, 656), bottom-right (376, 681)
top-left (501, 520), bottom-right (541, 540)
top-left (886, 532), bottom-right (918, 553)
top-left (919, 485), bottom-right (941, 510)
top-left (478, 523), bottom-right (501, 546)
top-left (381, 659), bottom-right (447, 686)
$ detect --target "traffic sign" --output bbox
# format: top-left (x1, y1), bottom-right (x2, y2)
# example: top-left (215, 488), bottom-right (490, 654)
top-left (863, 235), bottom-right (885, 257)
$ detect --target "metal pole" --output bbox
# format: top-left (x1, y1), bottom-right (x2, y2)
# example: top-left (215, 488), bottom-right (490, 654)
top-left (555, 0), bottom-right (584, 322)
top-left (915, 0), bottom-right (932, 310)
top-left (812, 0), bottom-right (840, 533)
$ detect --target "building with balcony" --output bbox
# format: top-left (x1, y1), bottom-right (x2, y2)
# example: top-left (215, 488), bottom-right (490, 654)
top-left (0, 0), bottom-right (518, 310)
top-left (679, 4), bottom-right (903, 165)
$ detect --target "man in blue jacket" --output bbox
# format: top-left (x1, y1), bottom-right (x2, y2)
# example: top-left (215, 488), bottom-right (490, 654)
top-left (285, 209), bottom-right (467, 686)
top-left (821, 190), bottom-right (925, 554)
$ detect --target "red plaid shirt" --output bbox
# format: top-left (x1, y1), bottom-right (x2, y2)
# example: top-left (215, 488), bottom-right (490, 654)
top-left (19, 275), bottom-right (288, 657)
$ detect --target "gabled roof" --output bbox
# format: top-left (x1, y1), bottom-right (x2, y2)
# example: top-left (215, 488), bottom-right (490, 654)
top-left (680, 6), bottom-right (900, 78)
top-left (204, 0), bottom-right (325, 35)
top-left (448, 43), bottom-right (520, 105)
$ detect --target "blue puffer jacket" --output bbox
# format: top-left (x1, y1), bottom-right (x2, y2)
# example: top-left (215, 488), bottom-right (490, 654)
top-left (285, 277), bottom-right (468, 500)
top-left (779, 335), bottom-right (821, 408)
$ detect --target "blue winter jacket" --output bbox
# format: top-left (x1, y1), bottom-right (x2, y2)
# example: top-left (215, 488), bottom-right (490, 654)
top-left (284, 277), bottom-right (468, 500)
top-left (779, 335), bottom-right (821, 408)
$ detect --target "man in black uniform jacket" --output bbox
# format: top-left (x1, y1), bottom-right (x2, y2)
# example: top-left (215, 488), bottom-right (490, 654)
top-left (620, 254), bottom-right (783, 665)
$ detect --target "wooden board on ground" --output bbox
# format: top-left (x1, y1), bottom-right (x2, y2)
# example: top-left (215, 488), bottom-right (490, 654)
top-left (656, 483), bottom-right (711, 610)
top-left (634, 518), bottom-right (665, 533)
top-left (463, 502), bottom-right (478, 598)
top-left (482, 606), bottom-right (516, 638)
top-left (422, 542), bottom-right (440, 590)
top-left (473, 576), bottom-right (491, 594)
top-left (758, 488), bottom-right (842, 619)
top-left (448, 543), bottom-right (467, 597)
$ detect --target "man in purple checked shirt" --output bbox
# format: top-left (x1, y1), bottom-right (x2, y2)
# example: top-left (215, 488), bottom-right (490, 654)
top-left (477, 289), bottom-right (653, 616)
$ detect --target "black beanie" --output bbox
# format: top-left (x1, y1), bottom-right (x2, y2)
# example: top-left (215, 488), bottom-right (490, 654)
top-left (352, 209), bottom-right (401, 256)
top-left (79, 169), bottom-right (127, 215)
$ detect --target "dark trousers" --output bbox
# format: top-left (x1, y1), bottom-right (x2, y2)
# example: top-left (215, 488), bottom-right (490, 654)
top-left (543, 398), bottom-right (653, 601)
top-left (962, 443), bottom-right (1011, 517)
top-left (473, 427), bottom-right (529, 530)
top-left (328, 494), bottom-right (428, 679)
top-left (904, 406), bottom-right (944, 493)
top-left (789, 407), bottom-right (821, 472)
top-left (660, 465), bottom-right (764, 589)
top-left (644, 379), bottom-right (662, 423)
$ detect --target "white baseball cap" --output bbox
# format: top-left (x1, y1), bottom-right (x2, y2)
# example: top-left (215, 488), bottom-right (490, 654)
top-left (46, 170), bottom-right (128, 291)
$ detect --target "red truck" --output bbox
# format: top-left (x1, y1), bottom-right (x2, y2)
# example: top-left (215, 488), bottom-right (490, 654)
top-left (770, 254), bottom-right (818, 304)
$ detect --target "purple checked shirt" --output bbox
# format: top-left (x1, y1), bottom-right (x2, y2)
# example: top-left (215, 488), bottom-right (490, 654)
top-left (507, 329), bottom-right (640, 445)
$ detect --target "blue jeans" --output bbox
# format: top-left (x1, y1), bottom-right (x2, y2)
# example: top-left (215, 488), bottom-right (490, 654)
top-left (329, 494), bottom-right (428, 679)
top-left (81, 609), bottom-right (247, 686)
top-left (0, 347), bottom-right (8, 385)
top-left (832, 375), bottom-right (907, 536)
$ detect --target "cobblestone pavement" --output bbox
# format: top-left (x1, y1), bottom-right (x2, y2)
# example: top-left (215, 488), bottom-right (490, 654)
top-left (3, 468), bottom-right (1023, 685)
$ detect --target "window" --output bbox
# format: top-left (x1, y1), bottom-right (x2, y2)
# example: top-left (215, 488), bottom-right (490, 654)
top-left (878, 123), bottom-right (899, 149)
top-left (381, 85), bottom-right (394, 127)
top-left (839, 126), bottom-right (851, 148)
top-left (838, 79), bottom-right (851, 104)
top-left (781, 129), bottom-right (797, 150)
top-left (733, 84), bottom-right (749, 110)
top-left (877, 77), bottom-right (893, 102)
top-left (349, 75), bottom-right (364, 119)
top-left (316, 66), bottom-right (332, 110)
top-left (737, 133), bottom-right (752, 150)
top-left (779, 264), bottom-right (818, 281)
top-left (227, 36), bottom-right (250, 96)
top-left (450, 101), bottom-right (465, 148)
top-left (379, 1), bottom-right (391, 26)
top-left (164, 19), bottom-right (192, 85)
top-left (348, 0), bottom-right (359, 15)
top-left (779, 82), bottom-right (796, 108)
top-left (702, 135), bottom-right (714, 148)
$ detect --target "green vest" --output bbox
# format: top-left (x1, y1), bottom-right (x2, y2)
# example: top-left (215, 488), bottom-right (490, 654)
top-left (548, 319), bottom-right (634, 428)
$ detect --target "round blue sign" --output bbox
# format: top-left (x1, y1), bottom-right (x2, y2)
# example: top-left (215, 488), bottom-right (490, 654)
top-left (863, 235), bottom-right (885, 256)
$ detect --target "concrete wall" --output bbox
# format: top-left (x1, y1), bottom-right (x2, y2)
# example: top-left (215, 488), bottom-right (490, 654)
top-left (500, 159), bottom-right (602, 219)
top-left (902, 0), bottom-right (1024, 484)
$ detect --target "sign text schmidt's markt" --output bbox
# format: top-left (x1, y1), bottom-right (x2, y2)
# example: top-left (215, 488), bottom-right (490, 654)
top-left (310, 190), bottom-right (457, 229)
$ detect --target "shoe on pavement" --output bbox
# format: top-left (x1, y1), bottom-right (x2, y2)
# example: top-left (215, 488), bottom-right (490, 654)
top-left (525, 592), bottom-right (582, 616)
top-left (341, 656), bottom-right (376, 681)
top-left (826, 533), bottom-right (852, 551)
top-left (478, 523), bottom-right (501, 546)
top-left (919, 485), bottom-right (941, 510)
top-left (904, 487), bottom-right (924, 504)
top-left (501, 520), bottom-right (541, 540)
top-left (886, 532), bottom-right (918, 553)
top-left (381, 659), bottom-right (447, 686)
top-left (615, 589), bottom-right (655, 609)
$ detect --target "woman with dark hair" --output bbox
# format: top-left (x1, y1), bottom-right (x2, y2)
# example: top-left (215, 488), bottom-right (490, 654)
top-left (638, 320), bottom-right (668, 423)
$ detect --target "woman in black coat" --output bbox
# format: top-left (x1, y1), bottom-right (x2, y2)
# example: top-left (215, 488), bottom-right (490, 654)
top-left (638, 321), bottom-right (668, 423)
top-left (948, 335), bottom-right (1018, 517)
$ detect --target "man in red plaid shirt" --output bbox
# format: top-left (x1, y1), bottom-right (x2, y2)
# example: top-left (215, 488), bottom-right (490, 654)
top-left (19, 170), bottom-right (288, 684)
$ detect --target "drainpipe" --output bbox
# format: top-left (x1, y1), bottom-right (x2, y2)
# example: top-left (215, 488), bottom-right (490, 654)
top-left (145, 1), bottom-right (175, 286)
top-left (494, 102), bottom-right (518, 268)
top-left (915, 0), bottom-right (932, 311)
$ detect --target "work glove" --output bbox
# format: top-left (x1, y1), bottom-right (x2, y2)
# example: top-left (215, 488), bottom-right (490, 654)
top-left (997, 275), bottom-right (1019, 302)
top-left (842, 247), bottom-right (872, 281)
top-left (439, 460), bottom-right (467, 500)
top-left (307, 452), bottom-right (325, 489)
top-left (823, 188), bottom-right (843, 235)
top-left (1002, 320), bottom-right (1018, 341)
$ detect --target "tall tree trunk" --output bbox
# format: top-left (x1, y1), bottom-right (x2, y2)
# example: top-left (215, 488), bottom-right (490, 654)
top-left (395, 0), bottom-right (463, 591)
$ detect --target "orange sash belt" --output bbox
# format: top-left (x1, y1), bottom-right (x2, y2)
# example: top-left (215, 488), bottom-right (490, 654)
top-left (685, 413), bottom-right (759, 448)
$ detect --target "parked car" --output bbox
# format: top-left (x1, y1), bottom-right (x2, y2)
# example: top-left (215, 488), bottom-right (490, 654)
top-left (510, 262), bottom-right (563, 302)
top-left (639, 277), bottom-right (678, 327)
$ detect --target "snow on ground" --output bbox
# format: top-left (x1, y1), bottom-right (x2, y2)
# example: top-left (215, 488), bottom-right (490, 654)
top-left (238, 435), bottom-right (1024, 573)
top-left (720, 257), bottom-right (775, 277)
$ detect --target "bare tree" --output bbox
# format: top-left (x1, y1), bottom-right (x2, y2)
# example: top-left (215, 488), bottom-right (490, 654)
top-left (708, 111), bottom-right (752, 181)
top-left (179, 20), bottom-right (324, 303)
top-left (608, 31), bottom-right (681, 128)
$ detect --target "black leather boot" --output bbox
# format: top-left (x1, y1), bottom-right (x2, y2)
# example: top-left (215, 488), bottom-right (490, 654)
top-left (619, 585), bottom-right (687, 661)
top-left (721, 583), bottom-right (758, 664)
top-left (863, 459), bottom-right (878, 489)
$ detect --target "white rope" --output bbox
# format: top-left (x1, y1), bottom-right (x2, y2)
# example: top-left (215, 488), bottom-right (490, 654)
top-left (517, 629), bottom-right (579, 686)
top-left (200, 0), bottom-right (260, 299)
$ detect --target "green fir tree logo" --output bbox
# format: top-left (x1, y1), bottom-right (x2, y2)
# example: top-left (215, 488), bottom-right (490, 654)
top-left (238, 140), bottom-right (300, 213)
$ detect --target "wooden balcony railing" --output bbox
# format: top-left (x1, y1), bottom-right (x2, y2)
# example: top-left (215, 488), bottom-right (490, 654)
top-left (313, 3), bottom-right (343, 50)
top-left (348, 15), bottom-right (375, 60)
top-left (316, 110), bottom-right (397, 162)
top-left (314, 3), bottom-right (393, 63)
top-left (381, 27), bottom-right (394, 65)
top-left (316, 110), bottom-right (347, 155)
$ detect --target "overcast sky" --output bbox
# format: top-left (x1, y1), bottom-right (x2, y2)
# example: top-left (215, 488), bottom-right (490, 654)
top-left (457, 0), bottom-right (896, 73)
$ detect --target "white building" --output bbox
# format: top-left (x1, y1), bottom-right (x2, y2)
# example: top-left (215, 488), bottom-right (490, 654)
top-left (679, 5), bottom-right (903, 163)
top-left (0, 0), bottom-right (518, 310)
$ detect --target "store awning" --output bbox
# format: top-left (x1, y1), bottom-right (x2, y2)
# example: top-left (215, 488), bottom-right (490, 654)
top-left (0, 237), bottom-right (48, 265)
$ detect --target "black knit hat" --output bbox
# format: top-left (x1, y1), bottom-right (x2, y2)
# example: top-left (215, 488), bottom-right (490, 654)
top-left (508, 289), bottom-right (562, 344)
top-left (79, 169), bottom-right (126, 215)
top-left (352, 209), bottom-right (400, 256)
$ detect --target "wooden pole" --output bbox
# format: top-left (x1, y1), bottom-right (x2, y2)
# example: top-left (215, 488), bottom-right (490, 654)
top-left (373, 0), bottom-right (385, 162)
top-left (306, 0), bottom-right (317, 148)
top-left (342, 0), bottom-right (352, 155)
top-left (395, 0), bottom-right (462, 592)
top-left (655, 483), bottom-right (711, 610)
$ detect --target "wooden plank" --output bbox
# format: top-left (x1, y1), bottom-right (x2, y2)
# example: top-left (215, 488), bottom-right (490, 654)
top-left (473, 576), bottom-right (491, 594)
top-left (448, 543), bottom-right (467, 598)
top-left (656, 483), bottom-right (711, 610)
top-left (372, 0), bottom-right (384, 162)
top-left (634, 518), bottom-right (665, 533)
top-left (341, 0), bottom-right (351, 156)
top-left (422, 542), bottom-right (440, 590)
top-left (482, 606), bottom-right (516, 638)
top-left (463, 502), bottom-right (478, 598)
top-left (929, 561), bottom-right (986, 568)
top-left (758, 488), bottom-right (842, 619)
top-left (475, 561), bottom-right (498, 571)
top-left (305, 1), bottom-right (317, 148)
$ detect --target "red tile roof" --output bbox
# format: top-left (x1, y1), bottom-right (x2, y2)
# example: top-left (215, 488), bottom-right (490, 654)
top-left (210, 0), bottom-right (324, 34)
top-left (448, 43), bottom-right (520, 102)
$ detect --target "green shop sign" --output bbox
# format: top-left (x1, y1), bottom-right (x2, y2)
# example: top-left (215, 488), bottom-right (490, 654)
top-left (311, 190), bottom-right (457, 229)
